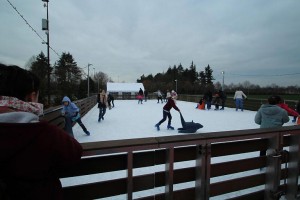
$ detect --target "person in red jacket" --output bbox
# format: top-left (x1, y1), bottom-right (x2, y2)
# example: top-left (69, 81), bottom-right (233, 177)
top-left (155, 92), bottom-right (180, 130)
top-left (0, 63), bottom-right (82, 200)
top-left (275, 96), bottom-right (299, 122)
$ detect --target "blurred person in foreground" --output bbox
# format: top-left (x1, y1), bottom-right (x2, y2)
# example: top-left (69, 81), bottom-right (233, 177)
top-left (0, 63), bottom-right (82, 200)
top-left (254, 95), bottom-right (289, 156)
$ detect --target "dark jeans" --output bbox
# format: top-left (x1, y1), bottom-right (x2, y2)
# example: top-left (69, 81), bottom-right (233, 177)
top-left (64, 116), bottom-right (73, 137)
top-left (206, 101), bottom-right (211, 110)
top-left (221, 99), bottom-right (226, 109)
top-left (99, 107), bottom-right (106, 120)
top-left (157, 97), bottom-right (163, 103)
top-left (158, 110), bottom-right (172, 126)
top-left (64, 116), bottom-right (87, 137)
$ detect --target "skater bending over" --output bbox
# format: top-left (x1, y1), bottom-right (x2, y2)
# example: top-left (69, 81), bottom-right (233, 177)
top-left (155, 93), bottom-right (180, 130)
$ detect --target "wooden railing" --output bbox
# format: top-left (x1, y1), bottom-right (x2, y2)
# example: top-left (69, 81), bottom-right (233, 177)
top-left (40, 96), bottom-right (300, 199)
top-left (59, 126), bottom-right (300, 200)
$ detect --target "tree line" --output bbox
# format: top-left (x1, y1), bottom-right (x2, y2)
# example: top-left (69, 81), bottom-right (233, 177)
top-left (27, 52), bottom-right (111, 107)
top-left (137, 62), bottom-right (300, 96)
top-left (27, 52), bottom-right (299, 107)
top-left (137, 62), bottom-right (215, 94)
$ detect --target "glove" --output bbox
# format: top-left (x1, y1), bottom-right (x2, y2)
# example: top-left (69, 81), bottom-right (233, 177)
top-left (61, 111), bottom-right (68, 116)
top-left (71, 112), bottom-right (80, 122)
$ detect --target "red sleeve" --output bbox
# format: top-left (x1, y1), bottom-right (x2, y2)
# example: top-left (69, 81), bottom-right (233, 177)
top-left (170, 99), bottom-right (180, 111)
top-left (279, 104), bottom-right (299, 117)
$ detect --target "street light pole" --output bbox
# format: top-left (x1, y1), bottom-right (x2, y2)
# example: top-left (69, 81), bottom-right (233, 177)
top-left (87, 63), bottom-right (92, 97)
top-left (221, 71), bottom-right (225, 90)
top-left (42, 0), bottom-right (50, 105)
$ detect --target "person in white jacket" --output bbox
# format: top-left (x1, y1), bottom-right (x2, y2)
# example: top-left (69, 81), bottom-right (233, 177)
top-left (234, 90), bottom-right (247, 111)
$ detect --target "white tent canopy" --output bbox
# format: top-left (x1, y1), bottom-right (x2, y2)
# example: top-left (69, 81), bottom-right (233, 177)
top-left (107, 82), bottom-right (144, 93)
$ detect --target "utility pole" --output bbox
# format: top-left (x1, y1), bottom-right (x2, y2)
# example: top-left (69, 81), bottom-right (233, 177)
top-left (42, 0), bottom-right (50, 105)
top-left (87, 63), bottom-right (92, 97)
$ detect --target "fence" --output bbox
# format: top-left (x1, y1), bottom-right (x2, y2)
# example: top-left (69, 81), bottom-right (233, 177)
top-left (178, 94), bottom-right (298, 111)
top-left (40, 96), bottom-right (300, 199)
top-left (59, 125), bottom-right (300, 200)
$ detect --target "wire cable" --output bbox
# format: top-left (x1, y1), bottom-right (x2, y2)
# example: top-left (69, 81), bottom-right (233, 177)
top-left (5, 0), bottom-right (60, 57)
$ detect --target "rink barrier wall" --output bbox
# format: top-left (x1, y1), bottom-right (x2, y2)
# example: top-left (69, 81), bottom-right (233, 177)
top-left (58, 125), bottom-right (300, 200)
top-left (99, 93), bottom-right (297, 111)
top-left (40, 95), bottom-right (97, 128)
top-left (177, 94), bottom-right (298, 111)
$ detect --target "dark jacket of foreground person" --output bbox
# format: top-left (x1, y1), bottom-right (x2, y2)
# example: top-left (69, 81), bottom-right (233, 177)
top-left (0, 63), bottom-right (82, 200)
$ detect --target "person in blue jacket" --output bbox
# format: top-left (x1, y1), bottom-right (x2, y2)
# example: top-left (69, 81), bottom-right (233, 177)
top-left (61, 96), bottom-right (90, 136)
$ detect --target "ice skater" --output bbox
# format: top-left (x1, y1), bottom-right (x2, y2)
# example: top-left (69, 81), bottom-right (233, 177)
top-left (62, 96), bottom-right (90, 136)
top-left (234, 89), bottom-right (247, 111)
top-left (97, 89), bottom-right (108, 122)
top-left (137, 88), bottom-right (144, 104)
top-left (155, 92), bottom-right (180, 131)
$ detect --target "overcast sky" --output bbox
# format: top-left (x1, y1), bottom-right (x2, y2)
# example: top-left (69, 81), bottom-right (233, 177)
top-left (1, 0), bottom-right (300, 86)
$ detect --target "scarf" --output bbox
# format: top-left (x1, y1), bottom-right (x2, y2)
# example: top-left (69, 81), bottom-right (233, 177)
top-left (0, 96), bottom-right (44, 116)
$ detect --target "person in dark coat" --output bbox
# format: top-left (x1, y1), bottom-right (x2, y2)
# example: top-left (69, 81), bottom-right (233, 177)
top-left (155, 93), bottom-right (181, 130)
top-left (0, 63), bottom-right (82, 200)
top-left (219, 90), bottom-right (227, 110)
top-left (203, 90), bottom-right (212, 110)
top-left (138, 88), bottom-right (144, 104)
top-left (107, 93), bottom-right (115, 109)
top-left (144, 90), bottom-right (148, 102)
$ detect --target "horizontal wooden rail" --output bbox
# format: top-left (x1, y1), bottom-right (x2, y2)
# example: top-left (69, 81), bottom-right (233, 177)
top-left (60, 125), bottom-right (300, 200)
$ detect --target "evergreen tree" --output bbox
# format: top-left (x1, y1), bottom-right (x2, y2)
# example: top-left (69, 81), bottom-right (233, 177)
top-left (204, 64), bottom-right (214, 84)
top-left (189, 61), bottom-right (198, 84)
top-left (54, 52), bottom-right (82, 101)
top-left (29, 52), bottom-right (50, 105)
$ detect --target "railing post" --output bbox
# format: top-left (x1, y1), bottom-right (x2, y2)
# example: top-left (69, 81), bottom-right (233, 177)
top-left (127, 151), bottom-right (133, 200)
top-left (165, 147), bottom-right (174, 200)
top-left (286, 134), bottom-right (300, 199)
top-left (264, 133), bottom-right (283, 200)
top-left (195, 143), bottom-right (210, 200)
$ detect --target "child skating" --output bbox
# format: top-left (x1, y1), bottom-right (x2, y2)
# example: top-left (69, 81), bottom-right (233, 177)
top-left (62, 96), bottom-right (90, 136)
top-left (155, 92), bottom-right (180, 130)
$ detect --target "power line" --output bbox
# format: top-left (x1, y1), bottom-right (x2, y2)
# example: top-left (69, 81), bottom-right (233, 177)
top-left (5, 0), bottom-right (60, 57)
